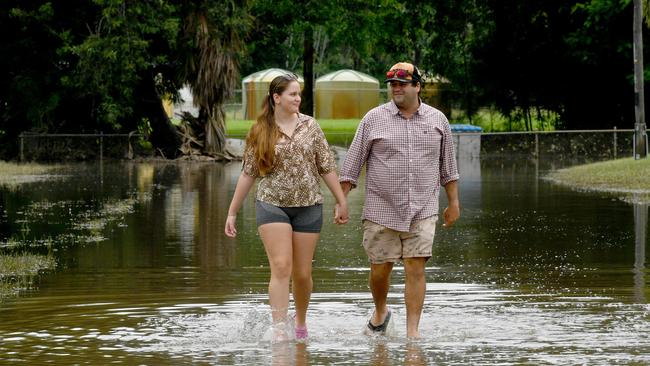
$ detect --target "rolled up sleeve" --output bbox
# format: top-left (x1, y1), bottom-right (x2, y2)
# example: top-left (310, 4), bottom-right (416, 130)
top-left (241, 144), bottom-right (260, 178)
top-left (339, 118), bottom-right (371, 188)
top-left (314, 126), bottom-right (337, 175)
top-left (439, 121), bottom-right (459, 186)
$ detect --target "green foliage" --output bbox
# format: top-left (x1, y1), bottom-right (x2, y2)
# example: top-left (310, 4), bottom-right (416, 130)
top-left (2, 0), bottom-right (649, 160)
top-left (137, 117), bottom-right (153, 150)
top-left (474, 1), bottom-right (639, 130)
top-left (454, 108), bottom-right (558, 132)
top-left (1, 1), bottom-right (183, 148)
top-left (0, 253), bottom-right (56, 299)
top-left (59, 0), bottom-right (181, 130)
top-left (1, 1), bottom-right (66, 148)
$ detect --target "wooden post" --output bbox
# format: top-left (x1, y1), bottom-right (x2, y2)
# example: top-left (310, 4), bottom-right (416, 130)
top-left (19, 134), bottom-right (24, 162)
top-left (613, 126), bottom-right (618, 159)
top-left (633, 0), bottom-right (647, 159)
top-left (99, 132), bottom-right (104, 163)
top-left (534, 132), bottom-right (539, 158)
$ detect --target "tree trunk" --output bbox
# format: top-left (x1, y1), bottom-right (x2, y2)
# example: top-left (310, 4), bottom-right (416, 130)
top-left (137, 74), bottom-right (182, 159)
top-left (203, 105), bottom-right (227, 157)
top-left (301, 25), bottom-right (314, 116)
top-left (634, 0), bottom-right (647, 158)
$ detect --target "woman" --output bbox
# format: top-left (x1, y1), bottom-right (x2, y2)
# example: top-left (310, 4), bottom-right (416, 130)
top-left (224, 73), bottom-right (349, 342)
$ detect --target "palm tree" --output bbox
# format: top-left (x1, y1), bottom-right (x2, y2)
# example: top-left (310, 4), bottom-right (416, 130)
top-left (179, 1), bottom-right (251, 160)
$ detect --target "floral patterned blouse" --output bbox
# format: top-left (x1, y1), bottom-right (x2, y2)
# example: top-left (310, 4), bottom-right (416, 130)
top-left (242, 113), bottom-right (337, 207)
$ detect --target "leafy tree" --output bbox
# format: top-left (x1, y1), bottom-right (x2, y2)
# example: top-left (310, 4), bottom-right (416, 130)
top-left (563, 0), bottom-right (636, 129)
top-left (474, 0), bottom-right (646, 130)
top-left (177, 0), bottom-right (251, 159)
top-left (247, 0), bottom-right (363, 115)
top-left (0, 2), bottom-right (81, 157)
top-left (1, 0), bottom-right (253, 160)
top-left (60, 0), bottom-right (183, 157)
top-left (1, 1), bottom-right (184, 158)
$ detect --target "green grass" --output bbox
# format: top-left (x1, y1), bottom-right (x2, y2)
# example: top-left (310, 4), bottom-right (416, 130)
top-left (450, 107), bottom-right (557, 132)
top-left (0, 161), bottom-right (58, 176)
top-left (547, 157), bottom-right (650, 200)
top-left (224, 119), bottom-right (253, 137)
top-left (225, 105), bottom-right (558, 143)
top-left (226, 119), bottom-right (361, 146)
top-left (0, 253), bottom-right (56, 299)
top-left (0, 253), bottom-right (55, 276)
top-left (0, 161), bottom-right (61, 189)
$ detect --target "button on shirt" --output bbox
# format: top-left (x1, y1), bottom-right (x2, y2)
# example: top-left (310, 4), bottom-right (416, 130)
top-left (339, 101), bottom-right (459, 232)
top-left (242, 113), bottom-right (337, 207)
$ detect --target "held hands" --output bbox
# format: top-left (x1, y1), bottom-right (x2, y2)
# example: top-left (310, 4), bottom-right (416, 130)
top-left (224, 215), bottom-right (237, 237)
top-left (442, 201), bottom-right (460, 228)
top-left (333, 202), bottom-right (349, 225)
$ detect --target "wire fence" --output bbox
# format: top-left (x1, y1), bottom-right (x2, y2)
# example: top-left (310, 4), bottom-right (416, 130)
top-left (307, 129), bottom-right (640, 161)
top-left (19, 133), bottom-right (144, 162)
top-left (479, 129), bottom-right (638, 160)
top-left (18, 129), bottom-right (645, 162)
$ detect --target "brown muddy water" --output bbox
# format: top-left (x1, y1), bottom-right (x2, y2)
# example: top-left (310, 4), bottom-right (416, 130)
top-left (0, 158), bottom-right (648, 365)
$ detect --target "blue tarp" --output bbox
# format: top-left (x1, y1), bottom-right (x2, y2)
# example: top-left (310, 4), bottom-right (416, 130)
top-left (450, 124), bottom-right (482, 132)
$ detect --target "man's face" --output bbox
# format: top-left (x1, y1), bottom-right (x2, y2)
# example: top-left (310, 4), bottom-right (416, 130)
top-left (389, 81), bottom-right (420, 108)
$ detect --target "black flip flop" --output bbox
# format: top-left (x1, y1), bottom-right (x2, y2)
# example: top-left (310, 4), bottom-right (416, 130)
top-left (367, 310), bottom-right (391, 333)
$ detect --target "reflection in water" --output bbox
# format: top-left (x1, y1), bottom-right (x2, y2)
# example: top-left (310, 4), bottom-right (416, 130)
top-left (271, 342), bottom-right (310, 366)
top-left (159, 163), bottom-right (241, 268)
top-left (404, 342), bottom-right (427, 366)
top-left (1, 159), bottom-right (650, 365)
top-left (195, 163), bottom-right (242, 269)
top-left (456, 156), bottom-right (481, 208)
top-left (165, 188), bottom-right (196, 258)
top-left (634, 200), bottom-right (648, 303)
top-left (370, 341), bottom-right (390, 366)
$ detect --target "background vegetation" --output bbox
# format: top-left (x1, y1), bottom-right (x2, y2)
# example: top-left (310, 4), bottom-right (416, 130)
top-left (1, 0), bottom-right (649, 160)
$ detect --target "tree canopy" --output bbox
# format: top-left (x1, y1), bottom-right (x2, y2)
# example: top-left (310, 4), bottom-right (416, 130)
top-left (1, 0), bottom-right (648, 160)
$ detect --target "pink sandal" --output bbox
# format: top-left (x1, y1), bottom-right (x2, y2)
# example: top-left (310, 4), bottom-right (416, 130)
top-left (291, 313), bottom-right (309, 341)
top-left (295, 325), bottom-right (308, 341)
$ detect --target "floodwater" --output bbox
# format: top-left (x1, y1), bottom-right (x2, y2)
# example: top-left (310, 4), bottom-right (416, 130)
top-left (0, 157), bottom-right (648, 365)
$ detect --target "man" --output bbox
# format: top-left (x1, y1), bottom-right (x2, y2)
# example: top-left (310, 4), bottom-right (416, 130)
top-left (339, 62), bottom-right (460, 338)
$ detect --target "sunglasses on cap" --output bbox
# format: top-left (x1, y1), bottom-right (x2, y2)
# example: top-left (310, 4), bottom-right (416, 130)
top-left (386, 69), bottom-right (414, 80)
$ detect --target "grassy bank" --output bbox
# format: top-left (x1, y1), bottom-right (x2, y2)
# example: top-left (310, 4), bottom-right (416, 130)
top-left (547, 158), bottom-right (650, 201)
top-left (0, 161), bottom-right (60, 299)
top-left (0, 161), bottom-right (61, 189)
top-left (225, 106), bottom-right (556, 145)
top-left (453, 107), bottom-right (557, 132)
top-left (225, 105), bottom-right (557, 136)
top-left (0, 253), bottom-right (56, 299)
top-left (226, 119), bottom-right (361, 146)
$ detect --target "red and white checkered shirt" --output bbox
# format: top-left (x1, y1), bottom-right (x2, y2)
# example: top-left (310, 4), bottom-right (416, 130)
top-left (340, 100), bottom-right (459, 232)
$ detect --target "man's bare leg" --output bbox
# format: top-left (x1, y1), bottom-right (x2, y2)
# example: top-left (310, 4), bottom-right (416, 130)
top-left (369, 262), bottom-right (393, 326)
top-left (403, 257), bottom-right (427, 338)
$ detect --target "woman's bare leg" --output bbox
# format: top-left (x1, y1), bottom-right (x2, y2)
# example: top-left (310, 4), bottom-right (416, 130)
top-left (259, 222), bottom-right (294, 323)
top-left (291, 232), bottom-right (319, 327)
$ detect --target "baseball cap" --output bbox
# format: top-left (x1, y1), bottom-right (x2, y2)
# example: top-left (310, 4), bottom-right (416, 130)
top-left (384, 62), bottom-right (422, 83)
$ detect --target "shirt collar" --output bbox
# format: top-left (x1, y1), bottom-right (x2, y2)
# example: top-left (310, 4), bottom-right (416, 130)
top-left (293, 113), bottom-right (311, 133)
top-left (388, 99), bottom-right (424, 117)
top-left (297, 113), bottom-right (311, 124)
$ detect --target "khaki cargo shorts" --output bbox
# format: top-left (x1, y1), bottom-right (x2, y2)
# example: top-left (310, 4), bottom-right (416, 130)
top-left (362, 216), bottom-right (438, 264)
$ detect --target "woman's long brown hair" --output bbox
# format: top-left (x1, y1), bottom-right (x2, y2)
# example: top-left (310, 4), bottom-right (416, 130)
top-left (246, 74), bottom-right (298, 176)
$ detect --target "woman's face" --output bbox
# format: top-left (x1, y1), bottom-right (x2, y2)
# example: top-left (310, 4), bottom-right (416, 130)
top-left (273, 81), bottom-right (301, 114)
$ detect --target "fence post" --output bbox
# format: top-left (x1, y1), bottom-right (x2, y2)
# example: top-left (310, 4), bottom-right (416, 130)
top-left (19, 133), bottom-right (24, 162)
top-left (534, 132), bottom-right (539, 158)
top-left (99, 132), bottom-right (104, 163)
top-left (613, 126), bottom-right (617, 159)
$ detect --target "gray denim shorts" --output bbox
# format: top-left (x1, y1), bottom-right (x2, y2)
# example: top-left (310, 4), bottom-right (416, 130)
top-left (255, 200), bottom-right (323, 233)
